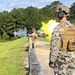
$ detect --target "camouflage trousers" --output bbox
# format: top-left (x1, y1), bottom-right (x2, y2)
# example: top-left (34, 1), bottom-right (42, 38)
top-left (54, 52), bottom-right (75, 75)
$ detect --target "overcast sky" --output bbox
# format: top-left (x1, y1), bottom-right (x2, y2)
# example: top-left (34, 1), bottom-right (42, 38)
top-left (0, 0), bottom-right (74, 12)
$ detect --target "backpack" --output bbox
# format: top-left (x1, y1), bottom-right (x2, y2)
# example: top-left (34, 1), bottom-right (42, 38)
top-left (60, 23), bottom-right (75, 51)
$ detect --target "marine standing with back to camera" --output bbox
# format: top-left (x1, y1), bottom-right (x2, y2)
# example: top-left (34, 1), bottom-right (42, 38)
top-left (49, 5), bottom-right (75, 75)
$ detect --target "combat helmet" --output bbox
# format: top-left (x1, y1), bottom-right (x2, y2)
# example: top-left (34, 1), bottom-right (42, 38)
top-left (55, 5), bottom-right (70, 16)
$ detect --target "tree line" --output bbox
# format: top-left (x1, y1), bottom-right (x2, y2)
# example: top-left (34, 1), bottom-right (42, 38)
top-left (0, 1), bottom-right (75, 40)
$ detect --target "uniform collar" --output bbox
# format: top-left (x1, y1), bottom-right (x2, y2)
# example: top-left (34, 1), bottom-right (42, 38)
top-left (60, 21), bottom-right (72, 28)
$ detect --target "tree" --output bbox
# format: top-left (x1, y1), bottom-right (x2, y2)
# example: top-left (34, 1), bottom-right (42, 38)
top-left (40, 1), bottom-right (62, 22)
top-left (10, 8), bottom-right (26, 31)
top-left (24, 6), bottom-right (41, 32)
top-left (70, 2), bottom-right (75, 23)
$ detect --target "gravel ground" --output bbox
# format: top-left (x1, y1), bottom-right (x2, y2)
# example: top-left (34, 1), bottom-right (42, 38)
top-left (35, 41), bottom-right (54, 75)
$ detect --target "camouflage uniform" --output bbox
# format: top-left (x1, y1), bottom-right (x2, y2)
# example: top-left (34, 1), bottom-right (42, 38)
top-left (49, 21), bottom-right (75, 75)
top-left (31, 32), bottom-right (38, 48)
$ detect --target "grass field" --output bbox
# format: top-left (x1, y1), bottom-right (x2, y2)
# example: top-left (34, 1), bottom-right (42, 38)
top-left (0, 37), bottom-right (28, 75)
top-left (38, 37), bottom-right (49, 42)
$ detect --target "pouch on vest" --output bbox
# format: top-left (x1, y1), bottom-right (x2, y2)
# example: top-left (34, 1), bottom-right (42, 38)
top-left (60, 23), bottom-right (75, 51)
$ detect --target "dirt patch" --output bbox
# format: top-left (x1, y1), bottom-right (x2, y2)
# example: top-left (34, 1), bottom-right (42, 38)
top-left (35, 40), bottom-right (54, 75)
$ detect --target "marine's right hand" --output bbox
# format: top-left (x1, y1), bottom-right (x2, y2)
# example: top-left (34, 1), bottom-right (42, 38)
top-left (49, 61), bottom-right (54, 68)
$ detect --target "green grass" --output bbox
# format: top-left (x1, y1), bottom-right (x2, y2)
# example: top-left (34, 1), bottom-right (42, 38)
top-left (0, 37), bottom-right (28, 75)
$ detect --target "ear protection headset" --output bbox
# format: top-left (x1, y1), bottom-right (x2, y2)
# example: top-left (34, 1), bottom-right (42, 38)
top-left (58, 11), bottom-right (65, 19)
top-left (57, 7), bottom-right (65, 19)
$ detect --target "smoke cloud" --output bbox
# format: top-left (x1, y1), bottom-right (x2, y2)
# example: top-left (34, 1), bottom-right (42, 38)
top-left (41, 19), bottom-right (59, 40)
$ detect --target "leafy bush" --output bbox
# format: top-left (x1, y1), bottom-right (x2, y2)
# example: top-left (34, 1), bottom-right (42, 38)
top-left (2, 32), bottom-right (9, 40)
top-left (10, 36), bottom-right (18, 41)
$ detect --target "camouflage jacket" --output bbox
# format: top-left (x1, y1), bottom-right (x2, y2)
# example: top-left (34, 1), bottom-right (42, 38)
top-left (49, 21), bottom-right (73, 63)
